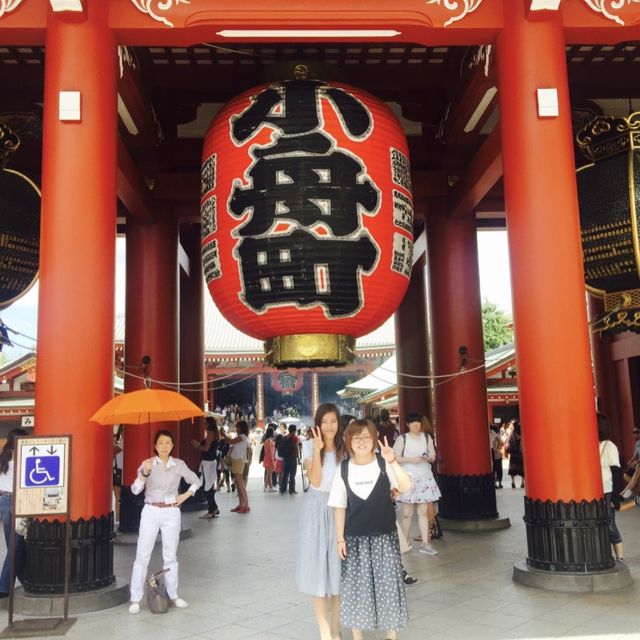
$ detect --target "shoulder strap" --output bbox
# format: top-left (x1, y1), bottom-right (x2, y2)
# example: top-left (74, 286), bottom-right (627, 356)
top-left (375, 453), bottom-right (386, 475)
top-left (340, 457), bottom-right (350, 484)
top-left (402, 434), bottom-right (407, 457)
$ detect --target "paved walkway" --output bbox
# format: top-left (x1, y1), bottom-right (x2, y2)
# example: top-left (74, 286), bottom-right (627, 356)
top-left (3, 464), bottom-right (640, 640)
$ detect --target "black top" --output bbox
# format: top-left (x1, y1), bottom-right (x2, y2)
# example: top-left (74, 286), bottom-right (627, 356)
top-left (201, 438), bottom-right (218, 462)
top-left (341, 454), bottom-right (396, 537)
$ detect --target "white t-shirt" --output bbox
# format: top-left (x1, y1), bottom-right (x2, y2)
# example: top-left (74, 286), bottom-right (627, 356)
top-left (230, 434), bottom-right (248, 461)
top-left (392, 432), bottom-right (435, 479)
top-left (489, 430), bottom-right (502, 460)
top-left (0, 460), bottom-right (14, 493)
top-left (327, 457), bottom-right (398, 508)
top-left (600, 440), bottom-right (620, 493)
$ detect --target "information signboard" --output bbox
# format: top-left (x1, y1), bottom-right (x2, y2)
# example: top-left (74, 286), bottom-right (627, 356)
top-left (14, 436), bottom-right (70, 517)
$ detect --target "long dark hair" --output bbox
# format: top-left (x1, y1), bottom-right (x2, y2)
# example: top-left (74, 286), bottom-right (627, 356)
top-left (0, 428), bottom-right (28, 475)
top-left (314, 403), bottom-right (346, 464)
top-left (205, 416), bottom-right (220, 440)
top-left (262, 424), bottom-right (276, 443)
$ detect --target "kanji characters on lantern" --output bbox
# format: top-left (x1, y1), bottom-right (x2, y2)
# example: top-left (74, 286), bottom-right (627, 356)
top-left (229, 152), bottom-right (379, 238)
top-left (237, 231), bottom-right (378, 316)
top-left (201, 79), bottom-right (414, 365)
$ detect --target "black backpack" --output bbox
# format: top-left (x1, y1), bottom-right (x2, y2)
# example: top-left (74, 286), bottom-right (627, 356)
top-left (277, 436), bottom-right (293, 458)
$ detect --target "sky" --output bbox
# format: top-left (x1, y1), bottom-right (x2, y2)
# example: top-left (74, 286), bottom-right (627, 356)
top-left (0, 231), bottom-right (512, 359)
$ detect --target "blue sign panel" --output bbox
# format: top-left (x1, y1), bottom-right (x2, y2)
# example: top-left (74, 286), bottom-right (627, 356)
top-left (24, 456), bottom-right (60, 487)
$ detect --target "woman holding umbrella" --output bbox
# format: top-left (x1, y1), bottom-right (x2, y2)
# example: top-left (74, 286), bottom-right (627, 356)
top-left (129, 430), bottom-right (201, 614)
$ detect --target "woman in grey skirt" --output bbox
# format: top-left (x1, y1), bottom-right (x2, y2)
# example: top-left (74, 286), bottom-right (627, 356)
top-left (329, 419), bottom-right (412, 640)
top-left (296, 403), bottom-right (346, 640)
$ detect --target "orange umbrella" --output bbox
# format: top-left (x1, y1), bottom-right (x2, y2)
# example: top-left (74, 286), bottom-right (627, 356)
top-left (90, 388), bottom-right (205, 425)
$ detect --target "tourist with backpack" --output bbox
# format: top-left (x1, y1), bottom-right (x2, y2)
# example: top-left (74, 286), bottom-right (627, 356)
top-left (279, 424), bottom-right (299, 494)
top-left (392, 412), bottom-right (441, 556)
top-left (329, 419), bottom-right (412, 639)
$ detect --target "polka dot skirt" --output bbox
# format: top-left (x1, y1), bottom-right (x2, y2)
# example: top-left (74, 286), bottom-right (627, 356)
top-left (340, 531), bottom-right (408, 631)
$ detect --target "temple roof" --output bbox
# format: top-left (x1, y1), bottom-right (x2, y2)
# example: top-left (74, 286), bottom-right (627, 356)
top-left (115, 294), bottom-right (396, 356)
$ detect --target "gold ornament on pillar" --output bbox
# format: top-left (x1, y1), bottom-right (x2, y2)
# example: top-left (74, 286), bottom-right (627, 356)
top-left (576, 110), bottom-right (640, 333)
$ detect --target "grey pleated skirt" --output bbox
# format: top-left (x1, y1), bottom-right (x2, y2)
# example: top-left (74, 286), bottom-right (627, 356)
top-left (340, 531), bottom-right (408, 631)
top-left (296, 488), bottom-right (341, 597)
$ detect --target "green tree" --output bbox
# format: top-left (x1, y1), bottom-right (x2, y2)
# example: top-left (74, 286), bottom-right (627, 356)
top-left (482, 300), bottom-right (513, 352)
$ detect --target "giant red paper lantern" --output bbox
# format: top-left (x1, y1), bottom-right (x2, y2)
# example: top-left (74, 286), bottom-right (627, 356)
top-left (201, 79), bottom-right (413, 366)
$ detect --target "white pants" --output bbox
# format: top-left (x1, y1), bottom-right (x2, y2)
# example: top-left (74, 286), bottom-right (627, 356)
top-left (130, 504), bottom-right (181, 603)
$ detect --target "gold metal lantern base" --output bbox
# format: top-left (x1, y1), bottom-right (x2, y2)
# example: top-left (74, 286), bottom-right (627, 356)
top-left (265, 334), bottom-right (356, 368)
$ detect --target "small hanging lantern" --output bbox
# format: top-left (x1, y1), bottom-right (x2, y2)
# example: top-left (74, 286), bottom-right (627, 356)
top-left (201, 78), bottom-right (414, 366)
top-left (576, 112), bottom-right (640, 334)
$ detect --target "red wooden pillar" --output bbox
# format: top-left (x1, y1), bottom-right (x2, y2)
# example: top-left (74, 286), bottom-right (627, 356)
top-left (427, 200), bottom-right (498, 521)
top-left (179, 223), bottom-right (205, 472)
top-left (30, 3), bottom-right (117, 592)
top-left (497, 1), bottom-right (613, 575)
top-left (394, 254), bottom-right (432, 426)
top-left (120, 209), bottom-right (179, 532)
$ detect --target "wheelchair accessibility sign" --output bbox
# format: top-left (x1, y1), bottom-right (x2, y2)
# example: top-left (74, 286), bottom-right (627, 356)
top-left (25, 455), bottom-right (60, 487)
top-left (15, 436), bottom-right (70, 516)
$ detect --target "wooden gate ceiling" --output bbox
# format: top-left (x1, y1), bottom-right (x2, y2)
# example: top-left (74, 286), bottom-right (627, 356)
top-left (1, 4), bottom-right (640, 229)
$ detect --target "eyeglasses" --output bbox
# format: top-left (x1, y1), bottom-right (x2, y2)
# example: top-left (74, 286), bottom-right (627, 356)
top-left (352, 435), bottom-right (372, 444)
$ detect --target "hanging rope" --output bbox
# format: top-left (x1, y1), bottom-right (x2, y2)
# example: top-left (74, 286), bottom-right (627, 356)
top-left (358, 361), bottom-right (486, 391)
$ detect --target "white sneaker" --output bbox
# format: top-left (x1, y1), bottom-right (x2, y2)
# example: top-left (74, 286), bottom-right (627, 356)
top-left (621, 488), bottom-right (633, 499)
top-left (419, 546), bottom-right (439, 556)
top-left (129, 602), bottom-right (141, 614)
top-left (172, 598), bottom-right (189, 609)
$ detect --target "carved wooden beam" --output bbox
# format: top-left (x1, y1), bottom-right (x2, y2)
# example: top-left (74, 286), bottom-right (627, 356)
top-left (117, 46), bottom-right (163, 149)
top-left (117, 138), bottom-right (154, 222)
top-left (438, 45), bottom-right (498, 147)
top-left (448, 126), bottom-right (502, 219)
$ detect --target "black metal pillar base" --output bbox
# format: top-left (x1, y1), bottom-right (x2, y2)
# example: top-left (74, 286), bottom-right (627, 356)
top-left (9, 578), bottom-right (130, 615)
top-left (23, 514), bottom-right (115, 594)
top-left (523, 497), bottom-right (615, 572)
top-left (438, 473), bottom-right (498, 520)
top-left (513, 559), bottom-right (632, 592)
top-left (119, 486), bottom-right (145, 534)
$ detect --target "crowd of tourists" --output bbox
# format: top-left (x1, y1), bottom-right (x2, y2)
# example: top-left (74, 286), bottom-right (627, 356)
top-left (0, 400), bottom-right (634, 633)
top-left (489, 418), bottom-right (525, 489)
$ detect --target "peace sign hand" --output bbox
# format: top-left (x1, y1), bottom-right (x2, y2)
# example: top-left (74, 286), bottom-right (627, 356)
top-left (377, 436), bottom-right (395, 463)
top-left (311, 426), bottom-right (324, 453)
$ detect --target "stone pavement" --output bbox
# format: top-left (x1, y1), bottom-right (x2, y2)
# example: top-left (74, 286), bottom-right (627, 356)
top-left (2, 463), bottom-right (640, 640)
